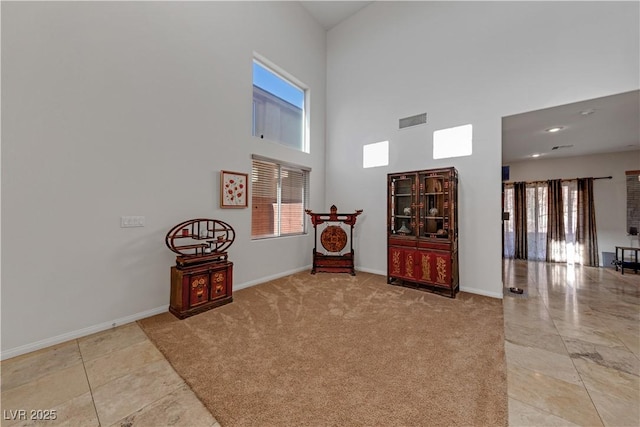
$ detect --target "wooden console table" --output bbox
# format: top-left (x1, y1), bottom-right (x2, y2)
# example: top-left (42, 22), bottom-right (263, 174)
top-left (614, 246), bottom-right (640, 274)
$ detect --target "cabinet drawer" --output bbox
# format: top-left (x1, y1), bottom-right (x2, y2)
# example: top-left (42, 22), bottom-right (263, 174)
top-left (417, 240), bottom-right (451, 251)
top-left (388, 237), bottom-right (416, 248)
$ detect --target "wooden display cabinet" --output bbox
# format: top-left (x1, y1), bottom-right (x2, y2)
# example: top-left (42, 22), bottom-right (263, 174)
top-left (387, 167), bottom-right (459, 297)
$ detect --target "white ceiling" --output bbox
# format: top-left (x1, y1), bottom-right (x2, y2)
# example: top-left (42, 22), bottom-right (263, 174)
top-left (502, 90), bottom-right (640, 163)
top-left (300, 1), bottom-right (372, 30)
top-left (299, 2), bottom-right (639, 165)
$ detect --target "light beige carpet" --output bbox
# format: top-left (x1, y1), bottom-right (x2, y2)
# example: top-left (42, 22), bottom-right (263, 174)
top-left (139, 271), bottom-right (507, 426)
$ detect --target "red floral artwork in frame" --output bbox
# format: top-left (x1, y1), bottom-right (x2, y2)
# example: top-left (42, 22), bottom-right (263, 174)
top-left (220, 170), bottom-right (248, 208)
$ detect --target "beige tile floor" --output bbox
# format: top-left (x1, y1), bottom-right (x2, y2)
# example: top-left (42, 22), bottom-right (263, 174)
top-left (0, 323), bottom-right (219, 427)
top-left (1, 261), bottom-right (638, 426)
top-left (504, 259), bottom-right (640, 427)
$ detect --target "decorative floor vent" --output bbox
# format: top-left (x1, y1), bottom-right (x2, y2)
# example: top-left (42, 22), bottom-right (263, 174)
top-left (399, 113), bottom-right (427, 129)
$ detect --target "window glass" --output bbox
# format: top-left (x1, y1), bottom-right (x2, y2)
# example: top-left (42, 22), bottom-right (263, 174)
top-left (433, 124), bottom-right (472, 159)
top-left (253, 61), bottom-right (307, 152)
top-left (503, 181), bottom-right (581, 264)
top-left (251, 157), bottom-right (309, 239)
top-left (363, 141), bottom-right (389, 168)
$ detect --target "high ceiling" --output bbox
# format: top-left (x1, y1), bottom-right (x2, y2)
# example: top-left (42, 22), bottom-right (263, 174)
top-left (300, 1), bottom-right (372, 30)
top-left (502, 90), bottom-right (640, 164)
top-left (299, 2), bottom-right (640, 165)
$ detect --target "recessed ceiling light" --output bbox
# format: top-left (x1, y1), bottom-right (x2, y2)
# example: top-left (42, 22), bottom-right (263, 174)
top-left (546, 126), bottom-right (564, 133)
top-left (579, 109), bottom-right (595, 116)
top-left (531, 153), bottom-right (541, 158)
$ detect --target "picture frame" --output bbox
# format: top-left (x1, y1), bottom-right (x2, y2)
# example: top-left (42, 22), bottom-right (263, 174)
top-left (220, 170), bottom-right (248, 208)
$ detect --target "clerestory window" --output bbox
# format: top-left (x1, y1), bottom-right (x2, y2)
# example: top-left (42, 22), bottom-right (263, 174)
top-left (252, 59), bottom-right (308, 152)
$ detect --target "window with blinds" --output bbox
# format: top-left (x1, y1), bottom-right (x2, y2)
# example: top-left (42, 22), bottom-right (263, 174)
top-left (251, 157), bottom-right (310, 239)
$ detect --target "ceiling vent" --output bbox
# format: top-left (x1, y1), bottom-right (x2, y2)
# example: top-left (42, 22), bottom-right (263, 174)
top-left (399, 113), bottom-right (427, 129)
top-left (551, 144), bottom-right (574, 151)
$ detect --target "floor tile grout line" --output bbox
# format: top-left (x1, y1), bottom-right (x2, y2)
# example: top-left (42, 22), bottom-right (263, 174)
top-left (542, 266), bottom-right (608, 427)
top-left (105, 381), bottom-right (188, 427)
top-left (562, 326), bottom-right (605, 410)
top-left (559, 297), bottom-right (640, 424)
top-left (507, 261), bottom-right (606, 426)
top-left (78, 324), bottom-right (214, 427)
top-left (504, 264), bottom-right (574, 423)
top-left (0, 344), bottom-right (91, 420)
top-left (76, 338), bottom-right (102, 427)
top-left (507, 394), bottom-right (582, 426)
top-left (587, 303), bottom-right (640, 361)
top-left (502, 260), bottom-right (639, 425)
top-left (136, 321), bottom-right (222, 425)
top-left (76, 328), bottom-right (184, 427)
top-left (559, 333), bottom-right (609, 427)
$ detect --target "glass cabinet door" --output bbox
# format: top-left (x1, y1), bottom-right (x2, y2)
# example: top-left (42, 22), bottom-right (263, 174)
top-left (390, 175), bottom-right (415, 235)
top-left (419, 173), bottom-right (448, 238)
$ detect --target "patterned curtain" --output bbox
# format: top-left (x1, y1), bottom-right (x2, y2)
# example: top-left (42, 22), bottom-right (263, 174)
top-left (576, 178), bottom-right (599, 266)
top-left (546, 179), bottom-right (566, 262)
top-left (513, 182), bottom-right (528, 259)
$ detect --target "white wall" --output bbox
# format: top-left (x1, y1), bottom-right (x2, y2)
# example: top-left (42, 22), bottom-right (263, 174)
top-left (508, 151), bottom-right (640, 263)
top-left (1, 2), bottom-right (327, 357)
top-left (326, 2), bottom-right (639, 297)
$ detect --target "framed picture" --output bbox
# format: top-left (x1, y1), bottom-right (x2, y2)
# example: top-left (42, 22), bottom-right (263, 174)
top-left (220, 170), bottom-right (248, 208)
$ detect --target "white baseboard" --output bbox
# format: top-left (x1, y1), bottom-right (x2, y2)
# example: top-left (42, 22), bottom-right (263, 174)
top-left (0, 305), bottom-right (168, 361)
top-left (355, 266), bottom-right (386, 276)
top-left (239, 265), bottom-right (503, 299)
top-left (234, 265), bottom-right (313, 290)
top-left (460, 286), bottom-right (503, 299)
top-left (357, 266), bottom-right (503, 299)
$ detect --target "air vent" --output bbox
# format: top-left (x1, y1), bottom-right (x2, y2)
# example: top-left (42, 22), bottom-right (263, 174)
top-left (399, 113), bottom-right (427, 129)
top-left (551, 144), bottom-right (574, 150)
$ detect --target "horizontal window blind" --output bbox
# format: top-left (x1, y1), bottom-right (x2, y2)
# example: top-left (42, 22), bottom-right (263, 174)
top-left (251, 157), bottom-right (309, 239)
top-left (252, 160), bottom-right (279, 239)
top-left (280, 166), bottom-right (306, 236)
